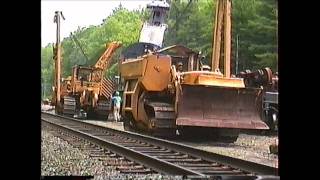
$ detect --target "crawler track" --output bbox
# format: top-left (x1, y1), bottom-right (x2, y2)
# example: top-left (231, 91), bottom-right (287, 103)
top-left (42, 112), bottom-right (279, 179)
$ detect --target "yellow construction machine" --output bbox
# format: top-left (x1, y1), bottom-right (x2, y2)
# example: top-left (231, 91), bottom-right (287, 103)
top-left (51, 11), bottom-right (122, 118)
top-left (118, 0), bottom-right (273, 140)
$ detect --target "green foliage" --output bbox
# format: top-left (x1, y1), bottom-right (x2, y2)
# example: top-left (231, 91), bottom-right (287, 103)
top-left (164, 0), bottom-right (278, 72)
top-left (245, 0), bottom-right (278, 71)
top-left (164, 0), bottom-right (214, 59)
top-left (41, 44), bottom-right (54, 99)
top-left (106, 62), bottom-right (119, 78)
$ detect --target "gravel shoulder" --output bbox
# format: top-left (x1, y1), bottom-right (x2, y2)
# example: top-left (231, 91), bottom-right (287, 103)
top-left (41, 130), bottom-right (119, 176)
top-left (175, 133), bottom-right (278, 168)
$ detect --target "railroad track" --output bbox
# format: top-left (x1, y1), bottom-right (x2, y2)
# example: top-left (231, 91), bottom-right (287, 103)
top-left (42, 126), bottom-right (156, 174)
top-left (42, 112), bottom-right (279, 179)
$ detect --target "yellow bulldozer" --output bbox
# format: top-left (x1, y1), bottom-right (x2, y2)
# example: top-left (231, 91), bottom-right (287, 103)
top-left (51, 11), bottom-right (122, 119)
top-left (118, 0), bottom-right (273, 140)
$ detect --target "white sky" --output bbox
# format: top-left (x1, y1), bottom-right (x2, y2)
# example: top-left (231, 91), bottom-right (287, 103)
top-left (41, 0), bottom-right (149, 47)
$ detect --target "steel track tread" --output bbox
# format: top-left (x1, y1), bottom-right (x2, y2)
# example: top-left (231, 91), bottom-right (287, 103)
top-left (146, 102), bottom-right (176, 137)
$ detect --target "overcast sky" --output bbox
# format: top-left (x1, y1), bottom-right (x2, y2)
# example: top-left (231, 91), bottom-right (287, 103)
top-left (41, 0), bottom-right (149, 47)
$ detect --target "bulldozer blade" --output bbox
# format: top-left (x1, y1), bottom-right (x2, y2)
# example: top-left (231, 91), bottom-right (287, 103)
top-left (176, 85), bottom-right (269, 129)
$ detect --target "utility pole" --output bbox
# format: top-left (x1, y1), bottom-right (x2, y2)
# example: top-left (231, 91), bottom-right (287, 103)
top-left (53, 11), bottom-right (65, 112)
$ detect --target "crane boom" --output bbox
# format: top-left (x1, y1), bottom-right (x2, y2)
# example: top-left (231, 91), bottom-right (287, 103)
top-left (94, 41), bottom-right (122, 70)
top-left (91, 41), bottom-right (122, 82)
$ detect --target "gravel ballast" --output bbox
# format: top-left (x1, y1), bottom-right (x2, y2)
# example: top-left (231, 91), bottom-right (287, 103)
top-left (42, 130), bottom-right (118, 176)
top-left (41, 130), bottom-right (172, 179)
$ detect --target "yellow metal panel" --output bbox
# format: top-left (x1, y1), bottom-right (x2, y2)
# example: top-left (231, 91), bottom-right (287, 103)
top-left (120, 58), bottom-right (147, 79)
top-left (182, 72), bottom-right (245, 88)
top-left (141, 55), bottom-right (171, 91)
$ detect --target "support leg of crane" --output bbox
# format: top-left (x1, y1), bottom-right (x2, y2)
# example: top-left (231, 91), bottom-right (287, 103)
top-left (96, 100), bottom-right (111, 120)
top-left (62, 96), bottom-right (76, 117)
top-left (178, 127), bottom-right (239, 143)
top-left (152, 127), bottom-right (177, 138)
top-left (145, 102), bottom-right (177, 138)
top-left (215, 128), bottom-right (240, 143)
top-left (123, 116), bottom-right (137, 132)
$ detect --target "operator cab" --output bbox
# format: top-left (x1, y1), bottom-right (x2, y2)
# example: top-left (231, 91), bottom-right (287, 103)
top-left (121, 42), bottom-right (160, 61)
top-left (156, 45), bottom-right (204, 72)
top-left (72, 65), bottom-right (93, 82)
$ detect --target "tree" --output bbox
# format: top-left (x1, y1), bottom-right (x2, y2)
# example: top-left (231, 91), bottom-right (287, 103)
top-left (41, 44), bottom-right (54, 99)
top-left (164, 0), bottom-right (278, 71)
top-left (234, 0), bottom-right (278, 71)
